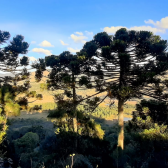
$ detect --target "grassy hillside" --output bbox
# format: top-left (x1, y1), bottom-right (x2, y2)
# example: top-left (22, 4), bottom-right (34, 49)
top-left (16, 69), bottom-right (168, 119)
top-left (16, 71), bottom-right (138, 118)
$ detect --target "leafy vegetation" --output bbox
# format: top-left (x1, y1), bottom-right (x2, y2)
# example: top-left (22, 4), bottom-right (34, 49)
top-left (0, 28), bottom-right (168, 168)
top-left (0, 30), bottom-right (30, 152)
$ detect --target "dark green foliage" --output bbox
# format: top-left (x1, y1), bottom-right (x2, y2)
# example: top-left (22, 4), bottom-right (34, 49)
top-left (127, 99), bottom-right (168, 133)
top-left (55, 130), bottom-right (112, 168)
top-left (0, 30), bottom-right (43, 164)
top-left (48, 109), bottom-right (105, 139)
top-left (2, 28), bottom-right (168, 167)
top-left (135, 99), bottom-right (168, 124)
top-left (17, 97), bottom-right (28, 110)
top-left (0, 30), bottom-right (10, 44)
top-left (81, 41), bottom-right (98, 58)
top-left (45, 55), bottom-right (59, 67)
top-left (34, 48), bottom-right (107, 136)
top-left (32, 105), bottom-right (42, 111)
top-left (63, 154), bottom-right (93, 168)
top-left (13, 132), bottom-right (39, 154)
top-left (20, 56), bottom-right (29, 66)
top-left (27, 91), bottom-right (36, 98)
top-left (0, 30), bottom-right (30, 117)
top-left (80, 28), bottom-right (168, 149)
top-left (94, 32), bottom-right (112, 47)
top-left (88, 28), bottom-right (168, 101)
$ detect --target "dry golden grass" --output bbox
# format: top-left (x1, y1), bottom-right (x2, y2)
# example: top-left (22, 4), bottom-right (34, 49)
top-left (17, 71), bottom-right (138, 111)
top-left (16, 70), bottom-right (159, 123)
top-left (20, 71), bottom-right (154, 105)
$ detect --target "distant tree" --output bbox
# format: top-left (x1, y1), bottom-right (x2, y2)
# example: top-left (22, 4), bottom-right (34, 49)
top-left (80, 29), bottom-right (168, 149)
top-left (0, 30), bottom-right (41, 148)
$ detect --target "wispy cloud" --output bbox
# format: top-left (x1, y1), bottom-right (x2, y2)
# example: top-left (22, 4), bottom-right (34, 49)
top-left (28, 56), bottom-right (37, 62)
top-left (104, 26), bottom-right (165, 34)
top-left (103, 17), bottom-right (168, 34)
top-left (70, 34), bottom-right (87, 44)
top-left (67, 47), bottom-right (80, 53)
top-left (32, 48), bottom-right (52, 55)
top-left (60, 40), bottom-right (69, 46)
top-left (39, 40), bottom-right (54, 47)
top-left (103, 26), bottom-right (125, 34)
top-left (145, 16), bottom-right (168, 29)
top-left (129, 26), bottom-right (165, 33)
top-left (85, 31), bottom-right (94, 36)
top-left (30, 41), bottom-right (36, 44)
top-left (75, 32), bottom-right (83, 36)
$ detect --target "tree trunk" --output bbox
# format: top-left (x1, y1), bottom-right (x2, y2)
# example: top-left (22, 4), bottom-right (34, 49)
top-left (118, 98), bottom-right (124, 150)
top-left (72, 74), bottom-right (77, 133)
top-left (73, 117), bottom-right (77, 132)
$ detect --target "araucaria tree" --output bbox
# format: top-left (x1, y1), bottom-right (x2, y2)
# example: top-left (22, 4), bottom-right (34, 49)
top-left (33, 50), bottom-right (98, 133)
top-left (0, 30), bottom-right (40, 146)
top-left (81, 28), bottom-right (168, 149)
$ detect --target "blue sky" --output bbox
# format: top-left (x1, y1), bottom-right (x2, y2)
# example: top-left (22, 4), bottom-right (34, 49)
top-left (0, 0), bottom-right (168, 62)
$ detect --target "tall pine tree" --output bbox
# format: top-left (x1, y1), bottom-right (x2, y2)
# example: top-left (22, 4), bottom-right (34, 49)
top-left (81, 28), bottom-right (168, 149)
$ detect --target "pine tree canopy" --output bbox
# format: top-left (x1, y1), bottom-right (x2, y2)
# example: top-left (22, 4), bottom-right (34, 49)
top-left (0, 30), bottom-right (40, 116)
top-left (79, 28), bottom-right (168, 102)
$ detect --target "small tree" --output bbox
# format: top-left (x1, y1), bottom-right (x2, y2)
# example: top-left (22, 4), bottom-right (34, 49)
top-left (80, 29), bottom-right (168, 149)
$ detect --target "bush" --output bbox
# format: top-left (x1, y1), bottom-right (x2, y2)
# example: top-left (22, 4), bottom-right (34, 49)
top-left (57, 154), bottom-right (93, 168)
top-left (50, 109), bottom-right (105, 139)
top-left (122, 99), bottom-right (168, 168)
top-left (135, 99), bottom-right (168, 124)
top-left (0, 115), bottom-right (7, 145)
top-left (139, 123), bottom-right (168, 141)
top-left (13, 132), bottom-right (39, 155)
top-left (55, 130), bottom-right (112, 168)
top-left (19, 152), bottom-right (40, 168)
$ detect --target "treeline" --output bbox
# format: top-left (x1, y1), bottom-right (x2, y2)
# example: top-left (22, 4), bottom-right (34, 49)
top-left (1, 27), bottom-right (168, 168)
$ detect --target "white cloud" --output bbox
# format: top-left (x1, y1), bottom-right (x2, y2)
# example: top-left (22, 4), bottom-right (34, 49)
top-left (67, 47), bottom-right (80, 53)
top-left (129, 26), bottom-right (165, 33)
top-left (145, 16), bottom-right (168, 29)
top-left (85, 31), bottom-right (94, 36)
top-left (32, 48), bottom-right (52, 55)
top-left (144, 19), bottom-right (155, 25)
top-left (60, 40), bottom-right (69, 46)
top-left (103, 26), bottom-right (126, 34)
top-left (103, 17), bottom-right (168, 34)
top-left (39, 40), bottom-right (54, 47)
top-left (75, 32), bottom-right (83, 36)
top-left (30, 41), bottom-right (36, 44)
top-left (104, 26), bottom-right (165, 34)
top-left (70, 34), bottom-right (87, 44)
top-left (29, 56), bottom-right (37, 62)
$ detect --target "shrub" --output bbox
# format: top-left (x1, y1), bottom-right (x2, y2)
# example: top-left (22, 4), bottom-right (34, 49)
top-left (50, 109), bottom-right (105, 139)
top-left (63, 154), bottom-right (93, 168)
top-left (139, 123), bottom-right (168, 141)
top-left (0, 115), bottom-right (7, 145)
top-left (135, 99), bottom-right (168, 124)
top-left (13, 132), bottom-right (39, 155)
